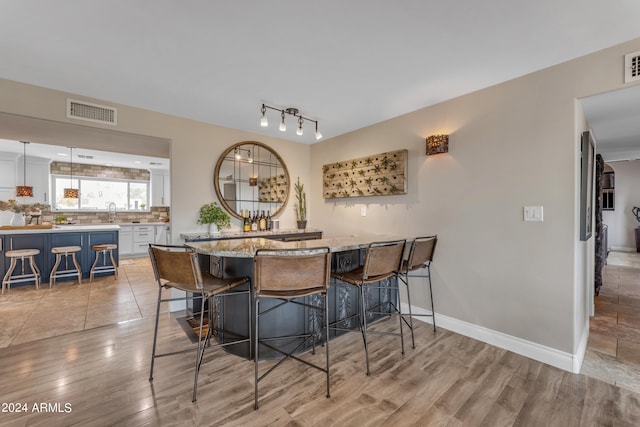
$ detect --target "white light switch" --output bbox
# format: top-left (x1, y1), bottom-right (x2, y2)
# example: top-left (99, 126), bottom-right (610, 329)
top-left (361, 206), bottom-right (367, 217)
top-left (524, 206), bottom-right (543, 222)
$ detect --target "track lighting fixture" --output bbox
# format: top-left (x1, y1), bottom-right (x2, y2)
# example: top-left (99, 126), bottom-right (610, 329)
top-left (260, 104), bottom-right (322, 140)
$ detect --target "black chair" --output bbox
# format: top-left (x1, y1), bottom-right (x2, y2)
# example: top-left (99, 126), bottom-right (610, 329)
top-left (331, 239), bottom-right (406, 375)
top-left (398, 235), bottom-right (438, 348)
top-left (148, 244), bottom-right (250, 402)
top-left (253, 247), bottom-right (331, 410)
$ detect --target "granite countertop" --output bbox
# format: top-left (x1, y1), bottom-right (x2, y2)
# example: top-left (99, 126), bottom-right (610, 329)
top-left (186, 234), bottom-right (410, 258)
top-left (180, 228), bottom-right (322, 241)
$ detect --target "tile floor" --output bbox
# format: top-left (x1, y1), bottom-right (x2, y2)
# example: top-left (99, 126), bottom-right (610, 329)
top-left (582, 250), bottom-right (640, 394)
top-left (0, 257), bottom-right (169, 348)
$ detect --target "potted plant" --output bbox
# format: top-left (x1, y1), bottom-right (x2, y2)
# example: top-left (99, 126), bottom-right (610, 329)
top-left (54, 215), bottom-right (68, 225)
top-left (197, 202), bottom-right (231, 234)
top-left (294, 177), bottom-right (307, 229)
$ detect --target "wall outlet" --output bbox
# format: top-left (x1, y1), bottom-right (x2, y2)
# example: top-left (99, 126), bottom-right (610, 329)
top-left (361, 206), bottom-right (367, 217)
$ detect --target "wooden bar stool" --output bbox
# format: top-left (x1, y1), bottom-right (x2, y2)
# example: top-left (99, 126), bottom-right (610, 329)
top-left (90, 243), bottom-right (118, 282)
top-left (49, 245), bottom-right (83, 287)
top-left (2, 249), bottom-right (41, 294)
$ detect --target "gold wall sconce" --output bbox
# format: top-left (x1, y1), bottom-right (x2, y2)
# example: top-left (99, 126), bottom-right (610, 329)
top-left (426, 134), bottom-right (449, 155)
top-left (249, 177), bottom-right (258, 186)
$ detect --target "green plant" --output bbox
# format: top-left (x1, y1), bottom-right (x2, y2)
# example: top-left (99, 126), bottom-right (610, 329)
top-left (197, 202), bottom-right (230, 232)
top-left (54, 215), bottom-right (68, 224)
top-left (294, 177), bottom-right (306, 222)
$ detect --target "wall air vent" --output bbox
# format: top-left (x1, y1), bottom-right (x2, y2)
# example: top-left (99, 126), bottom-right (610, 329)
top-left (624, 51), bottom-right (640, 83)
top-left (67, 99), bottom-right (117, 125)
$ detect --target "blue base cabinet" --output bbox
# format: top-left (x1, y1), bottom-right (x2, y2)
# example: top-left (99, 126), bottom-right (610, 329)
top-left (1, 230), bottom-right (119, 287)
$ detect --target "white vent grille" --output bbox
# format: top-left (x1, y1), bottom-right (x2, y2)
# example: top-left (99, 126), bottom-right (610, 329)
top-left (624, 51), bottom-right (640, 83)
top-left (67, 99), bottom-right (117, 125)
top-left (77, 154), bottom-right (93, 159)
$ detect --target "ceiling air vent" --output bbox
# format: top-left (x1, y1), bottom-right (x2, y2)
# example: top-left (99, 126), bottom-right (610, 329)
top-left (77, 154), bottom-right (94, 159)
top-left (67, 99), bottom-right (117, 125)
top-left (624, 51), bottom-right (640, 84)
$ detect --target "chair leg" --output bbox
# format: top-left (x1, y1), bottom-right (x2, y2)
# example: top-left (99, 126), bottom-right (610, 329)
top-left (2, 257), bottom-right (18, 295)
top-left (394, 276), bottom-right (404, 355)
top-left (427, 266), bottom-right (436, 332)
top-left (324, 291), bottom-right (330, 398)
top-left (90, 251), bottom-right (100, 282)
top-left (72, 253), bottom-right (82, 285)
top-left (403, 272), bottom-right (416, 349)
top-left (149, 285), bottom-right (163, 381)
top-left (109, 249), bottom-right (118, 278)
top-left (254, 295), bottom-right (260, 410)
top-left (50, 254), bottom-right (62, 288)
top-left (360, 284), bottom-right (370, 376)
top-left (192, 294), bottom-right (207, 402)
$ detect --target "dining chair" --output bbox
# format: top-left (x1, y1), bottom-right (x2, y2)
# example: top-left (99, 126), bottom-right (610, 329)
top-left (148, 244), bottom-right (250, 402)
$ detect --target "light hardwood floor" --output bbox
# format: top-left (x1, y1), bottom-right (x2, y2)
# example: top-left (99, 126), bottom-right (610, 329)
top-left (1, 258), bottom-right (640, 426)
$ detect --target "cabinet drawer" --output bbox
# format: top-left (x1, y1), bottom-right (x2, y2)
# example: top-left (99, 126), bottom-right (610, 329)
top-left (133, 231), bottom-right (154, 243)
top-left (133, 242), bottom-right (151, 253)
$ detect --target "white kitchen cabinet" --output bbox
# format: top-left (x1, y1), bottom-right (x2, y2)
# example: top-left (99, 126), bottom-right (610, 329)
top-left (18, 156), bottom-right (51, 204)
top-left (118, 225), bottom-right (133, 256)
top-left (133, 224), bottom-right (154, 253)
top-left (151, 170), bottom-right (170, 207)
top-left (0, 153), bottom-right (18, 198)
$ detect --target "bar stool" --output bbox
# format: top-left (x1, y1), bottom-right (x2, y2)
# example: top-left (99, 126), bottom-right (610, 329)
top-left (399, 235), bottom-right (438, 348)
top-left (253, 247), bottom-right (331, 410)
top-left (89, 243), bottom-right (118, 282)
top-left (49, 246), bottom-right (83, 287)
top-left (2, 249), bottom-right (41, 295)
top-left (331, 239), bottom-right (406, 375)
top-left (148, 244), bottom-right (251, 403)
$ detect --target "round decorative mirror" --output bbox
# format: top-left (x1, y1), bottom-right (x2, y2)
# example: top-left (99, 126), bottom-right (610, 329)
top-left (214, 141), bottom-right (290, 220)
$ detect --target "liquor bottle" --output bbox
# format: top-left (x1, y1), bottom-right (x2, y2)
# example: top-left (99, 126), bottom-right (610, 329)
top-left (266, 210), bottom-right (272, 231)
top-left (259, 210), bottom-right (266, 231)
top-left (243, 209), bottom-right (251, 232)
top-left (251, 210), bottom-right (258, 231)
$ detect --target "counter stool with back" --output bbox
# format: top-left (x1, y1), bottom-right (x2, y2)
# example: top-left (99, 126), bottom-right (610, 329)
top-left (148, 243), bottom-right (251, 402)
top-left (330, 239), bottom-right (406, 375)
top-left (398, 235), bottom-right (438, 348)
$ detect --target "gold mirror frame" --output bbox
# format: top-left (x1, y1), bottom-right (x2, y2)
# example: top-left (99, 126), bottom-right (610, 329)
top-left (214, 141), bottom-right (290, 220)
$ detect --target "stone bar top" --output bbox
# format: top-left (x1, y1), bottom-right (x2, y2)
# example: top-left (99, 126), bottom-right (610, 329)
top-left (180, 228), bottom-right (322, 241)
top-left (186, 233), bottom-right (410, 258)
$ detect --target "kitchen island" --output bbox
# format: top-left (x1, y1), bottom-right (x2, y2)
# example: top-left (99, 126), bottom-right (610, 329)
top-left (185, 233), bottom-right (410, 359)
top-left (0, 224), bottom-right (119, 285)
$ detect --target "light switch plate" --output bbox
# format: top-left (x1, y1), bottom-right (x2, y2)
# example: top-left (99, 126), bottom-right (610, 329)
top-left (361, 206), bottom-right (367, 217)
top-left (524, 206), bottom-right (543, 222)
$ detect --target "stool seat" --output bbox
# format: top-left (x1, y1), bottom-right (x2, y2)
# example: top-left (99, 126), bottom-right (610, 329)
top-left (50, 246), bottom-right (83, 288)
top-left (92, 244), bottom-right (117, 251)
top-left (2, 248), bottom-right (41, 294)
top-left (51, 246), bottom-right (82, 254)
top-left (6, 248), bottom-right (40, 257)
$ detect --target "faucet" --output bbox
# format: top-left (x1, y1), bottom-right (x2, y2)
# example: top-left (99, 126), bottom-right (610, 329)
top-left (107, 202), bottom-right (116, 223)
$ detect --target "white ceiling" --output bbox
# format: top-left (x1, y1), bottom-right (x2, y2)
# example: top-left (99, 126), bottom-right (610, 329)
top-left (1, 1), bottom-right (640, 146)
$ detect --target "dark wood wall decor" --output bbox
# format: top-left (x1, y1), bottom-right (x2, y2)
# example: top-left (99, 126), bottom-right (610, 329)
top-left (322, 149), bottom-right (407, 199)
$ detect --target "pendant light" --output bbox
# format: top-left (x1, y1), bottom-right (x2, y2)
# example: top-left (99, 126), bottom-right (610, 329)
top-left (64, 147), bottom-right (79, 199)
top-left (16, 141), bottom-right (33, 197)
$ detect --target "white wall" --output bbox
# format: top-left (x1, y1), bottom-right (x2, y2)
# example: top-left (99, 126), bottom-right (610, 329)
top-left (603, 160), bottom-right (640, 251)
top-left (310, 38), bottom-right (640, 371)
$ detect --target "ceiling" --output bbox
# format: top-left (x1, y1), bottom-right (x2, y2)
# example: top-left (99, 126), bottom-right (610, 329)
top-left (1, 1), bottom-right (640, 146)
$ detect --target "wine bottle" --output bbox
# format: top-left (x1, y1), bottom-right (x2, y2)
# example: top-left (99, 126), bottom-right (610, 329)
top-left (251, 210), bottom-right (258, 231)
top-left (243, 209), bottom-right (251, 232)
top-left (266, 210), bottom-right (272, 231)
top-left (259, 210), bottom-right (266, 231)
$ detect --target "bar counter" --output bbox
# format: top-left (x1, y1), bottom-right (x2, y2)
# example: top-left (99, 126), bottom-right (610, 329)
top-left (184, 233), bottom-right (411, 359)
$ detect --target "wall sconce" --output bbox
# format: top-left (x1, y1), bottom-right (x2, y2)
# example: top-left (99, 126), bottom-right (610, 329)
top-left (16, 141), bottom-right (34, 197)
top-left (249, 177), bottom-right (258, 186)
top-left (64, 146), bottom-right (79, 198)
top-left (260, 103), bottom-right (322, 140)
top-left (426, 134), bottom-right (449, 155)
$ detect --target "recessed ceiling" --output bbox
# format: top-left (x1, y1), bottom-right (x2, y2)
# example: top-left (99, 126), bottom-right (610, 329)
top-left (1, 1), bottom-right (640, 144)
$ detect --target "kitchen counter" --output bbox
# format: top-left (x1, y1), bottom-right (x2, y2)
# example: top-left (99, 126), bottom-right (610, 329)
top-left (1, 224), bottom-right (121, 235)
top-left (181, 228), bottom-right (321, 242)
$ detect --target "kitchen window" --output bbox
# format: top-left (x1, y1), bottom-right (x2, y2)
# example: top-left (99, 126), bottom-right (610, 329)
top-left (52, 175), bottom-right (149, 211)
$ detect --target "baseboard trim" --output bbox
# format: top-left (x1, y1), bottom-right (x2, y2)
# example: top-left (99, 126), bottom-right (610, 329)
top-left (401, 303), bottom-right (582, 373)
top-left (610, 246), bottom-right (636, 252)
